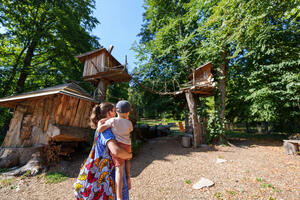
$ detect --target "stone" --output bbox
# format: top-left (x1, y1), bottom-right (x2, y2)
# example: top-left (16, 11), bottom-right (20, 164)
top-left (216, 158), bottom-right (227, 164)
top-left (192, 177), bottom-right (214, 189)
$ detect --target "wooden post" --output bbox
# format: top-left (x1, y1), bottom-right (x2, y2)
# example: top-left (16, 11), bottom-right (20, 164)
top-left (96, 80), bottom-right (107, 102)
top-left (185, 90), bottom-right (202, 147)
top-left (192, 70), bottom-right (195, 86)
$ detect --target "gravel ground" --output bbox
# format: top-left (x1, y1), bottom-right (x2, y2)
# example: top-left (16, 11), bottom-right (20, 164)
top-left (0, 136), bottom-right (299, 200)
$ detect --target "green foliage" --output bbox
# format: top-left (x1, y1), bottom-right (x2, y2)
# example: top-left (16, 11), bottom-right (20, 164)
top-left (0, 178), bottom-right (15, 188)
top-left (106, 82), bottom-right (130, 103)
top-left (0, 0), bottom-right (100, 133)
top-left (0, 0), bottom-right (100, 96)
top-left (21, 170), bottom-right (31, 179)
top-left (206, 110), bottom-right (224, 143)
top-left (44, 172), bottom-right (69, 184)
top-left (0, 168), bottom-right (8, 173)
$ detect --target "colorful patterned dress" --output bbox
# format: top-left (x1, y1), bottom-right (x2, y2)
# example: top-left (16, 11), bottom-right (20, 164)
top-left (74, 128), bottom-right (129, 200)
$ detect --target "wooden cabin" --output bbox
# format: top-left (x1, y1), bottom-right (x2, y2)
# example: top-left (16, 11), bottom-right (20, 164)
top-left (76, 48), bottom-right (131, 85)
top-left (0, 83), bottom-right (97, 148)
top-left (180, 62), bottom-right (215, 96)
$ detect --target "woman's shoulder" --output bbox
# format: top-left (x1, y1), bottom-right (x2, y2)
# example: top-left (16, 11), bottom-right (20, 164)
top-left (99, 128), bottom-right (116, 144)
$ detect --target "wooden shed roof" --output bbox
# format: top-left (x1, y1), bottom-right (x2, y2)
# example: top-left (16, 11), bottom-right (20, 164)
top-left (0, 82), bottom-right (98, 106)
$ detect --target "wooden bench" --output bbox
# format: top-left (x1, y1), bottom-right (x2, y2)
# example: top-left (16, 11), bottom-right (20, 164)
top-left (283, 140), bottom-right (300, 155)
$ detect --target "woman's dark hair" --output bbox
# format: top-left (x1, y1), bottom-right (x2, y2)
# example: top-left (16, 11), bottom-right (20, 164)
top-left (90, 102), bottom-right (114, 129)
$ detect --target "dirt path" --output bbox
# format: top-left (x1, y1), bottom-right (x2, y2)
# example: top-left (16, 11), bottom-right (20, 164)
top-left (1, 136), bottom-right (299, 200)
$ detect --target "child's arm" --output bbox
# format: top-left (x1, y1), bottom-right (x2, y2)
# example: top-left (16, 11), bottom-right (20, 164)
top-left (125, 160), bottom-right (131, 190)
top-left (107, 140), bottom-right (132, 160)
top-left (97, 118), bottom-right (111, 133)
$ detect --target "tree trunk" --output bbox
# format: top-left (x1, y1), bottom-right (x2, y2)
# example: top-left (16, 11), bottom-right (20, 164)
top-left (245, 120), bottom-right (250, 133)
top-left (95, 80), bottom-right (108, 102)
top-left (16, 41), bottom-right (37, 93)
top-left (217, 48), bottom-right (229, 138)
top-left (185, 90), bottom-right (202, 147)
top-left (264, 121), bottom-right (269, 134)
top-left (1, 47), bottom-right (27, 97)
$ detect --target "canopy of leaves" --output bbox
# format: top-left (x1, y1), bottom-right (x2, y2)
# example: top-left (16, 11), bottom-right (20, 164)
top-left (132, 0), bottom-right (300, 132)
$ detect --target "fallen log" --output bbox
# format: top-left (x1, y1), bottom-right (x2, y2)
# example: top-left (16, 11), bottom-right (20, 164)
top-left (1, 152), bottom-right (45, 176)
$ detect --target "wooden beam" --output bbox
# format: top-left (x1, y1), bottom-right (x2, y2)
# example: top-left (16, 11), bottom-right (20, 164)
top-left (47, 124), bottom-right (91, 142)
top-left (90, 60), bottom-right (100, 73)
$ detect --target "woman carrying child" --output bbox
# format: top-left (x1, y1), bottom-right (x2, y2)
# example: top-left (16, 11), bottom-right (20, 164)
top-left (74, 102), bottom-right (132, 200)
top-left (98, 100), bottom-right (133, 200)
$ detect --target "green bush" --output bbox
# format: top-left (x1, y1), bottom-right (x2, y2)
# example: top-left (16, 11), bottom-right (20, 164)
top-left (206, 111), bottom-right (224, 144)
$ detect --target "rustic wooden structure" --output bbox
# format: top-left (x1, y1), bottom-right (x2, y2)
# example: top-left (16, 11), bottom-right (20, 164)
top-left (76, 47), bottom-right (131, 101)
top-left (181, 62), bottom-right (215, 147)
top-left (180, 62), bottom-right (215, 96)
top-left (0, 82), bottom-right (97, 147)
top-left (0, 83), bottom-right (97, 171)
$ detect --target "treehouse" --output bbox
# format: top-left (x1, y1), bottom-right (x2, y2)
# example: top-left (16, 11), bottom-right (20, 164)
top-left (76, 47), bottom-right (131, 101)
top-left (179, 62), bottom-right (215, 96)
top-left (0, 82), bottom-right (97, 148)
top-left (76, 47), bottom-right (131, 85)
top-left (177, 62), bottom-right (216, 147)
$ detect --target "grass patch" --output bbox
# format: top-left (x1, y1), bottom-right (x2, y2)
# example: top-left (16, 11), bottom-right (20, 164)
top-left (214, 192), bottom-right (223, 199)
top-left (137, 118), bottom-right (181, 126)
top-left (256, 177), bottom-right (264, 182)
top-left (185, 179), bottom-right (192, 184)
top-left (137, 118), bottom-right (184, 137)
top-left (226, 131), bottom-right (287, 140)
top-left (0, 178), bottom-right (15, 187)
top-left (45, 172), bottom-right (69, 184)
top-left (21, 170), bottom-right (31, 180)
top-left (226, 190), bottom-right (237, 195)
top-left (269, 197), bottom-right (277, 200)
top-left (261, 183), bottom-right (275, 189)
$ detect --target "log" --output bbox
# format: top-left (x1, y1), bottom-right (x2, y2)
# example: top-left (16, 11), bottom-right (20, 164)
top-left (0, 147), bottom-right (40, 168)
top-left (2, 106), bottom-right (26, 147)
top-left (283, 140), bottom-right (300, 155)
top-left (46, 124), bottom-right (91, 142)
top-left (1, 152), bottom-right (44, 176)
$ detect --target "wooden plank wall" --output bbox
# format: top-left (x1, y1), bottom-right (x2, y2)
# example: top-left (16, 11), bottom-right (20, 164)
top-left (20, 94), bottom-right (93, 131)
top-left (54, 94), bottom-right (93, 128)
top-left (83, 53), bottom-right (106, 77)
top-left (2, 94), bottom-right (94, 147)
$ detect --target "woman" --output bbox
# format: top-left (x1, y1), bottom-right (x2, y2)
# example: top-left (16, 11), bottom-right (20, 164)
top-left (74, 102), bottom-right (132, 200)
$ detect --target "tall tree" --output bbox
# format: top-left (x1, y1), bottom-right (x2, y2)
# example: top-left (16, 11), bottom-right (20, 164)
top-left (0, 0), bottom-right (100, 96)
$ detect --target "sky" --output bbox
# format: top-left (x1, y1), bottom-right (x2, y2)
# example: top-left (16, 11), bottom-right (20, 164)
top-left (92, 0), bottom-right (145, 73)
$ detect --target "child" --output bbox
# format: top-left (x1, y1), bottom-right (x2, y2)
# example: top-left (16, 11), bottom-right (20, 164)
top-left (98, 100), bottom-right (133, 200)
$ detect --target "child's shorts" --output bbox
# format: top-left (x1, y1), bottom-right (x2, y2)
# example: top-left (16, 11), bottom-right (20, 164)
top-left (111, 142), bottom-right (131, 167)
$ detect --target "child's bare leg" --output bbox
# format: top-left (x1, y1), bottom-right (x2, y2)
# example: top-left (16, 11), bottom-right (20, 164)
top-left (115, 164), bottom-right (124, 200)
